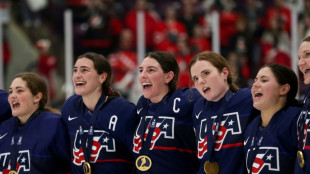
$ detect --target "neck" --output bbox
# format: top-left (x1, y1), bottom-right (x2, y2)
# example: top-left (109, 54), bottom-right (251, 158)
top-left (17, 107), bottom-right (39, 125)
top-left (83, 92), bottom-right (102, 111)
top-left (260, 102), bottom-right (285, 127)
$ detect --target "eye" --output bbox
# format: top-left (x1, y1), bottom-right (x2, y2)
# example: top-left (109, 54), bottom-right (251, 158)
top-left (73, 68), bottom-right (77, 73)
top-left (81, 68), bottom-right (89, 72)
top-left (192, 77), bottom-right (198, 82)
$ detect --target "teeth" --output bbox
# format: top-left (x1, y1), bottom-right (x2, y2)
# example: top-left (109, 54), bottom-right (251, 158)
top-left (76, 82), bottom-right (85, 85)
top-left (142, 83), bottom-right (152, 86)
top-left (203, 87), bottom-right (208, 92)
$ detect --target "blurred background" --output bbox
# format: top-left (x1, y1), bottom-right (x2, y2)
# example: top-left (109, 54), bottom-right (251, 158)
top-left (0, 0), bottom-right (308, 109)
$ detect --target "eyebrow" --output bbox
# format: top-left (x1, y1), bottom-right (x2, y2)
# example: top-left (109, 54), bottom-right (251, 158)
top-left (73, 65), bottom-right (90, 69)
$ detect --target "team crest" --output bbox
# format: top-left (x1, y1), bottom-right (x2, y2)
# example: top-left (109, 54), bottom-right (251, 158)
top-left (246, 147), bottom-right (279, 174)
top-left (197, 112), bottom-right (241, 159)
top-left (133, 116), bottom-right (175, 153)
top-left (297, 111), bottom-right (310, 150)
top-left (0, 150), bottom-right (30, 173)
top-left (73, 130), bottom-right (116, 165)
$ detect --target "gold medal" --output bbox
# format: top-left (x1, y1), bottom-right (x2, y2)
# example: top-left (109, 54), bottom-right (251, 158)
top-left (136, 155), bottom-right (152, 171)
top-left (83, 162), bottom-right (91, 174)
top-left (9, 171), bottom-right (17, 174)
top-left (204, 161), bottom-right (219, 174)
top-left (297, 150), bottom-right (305, 168)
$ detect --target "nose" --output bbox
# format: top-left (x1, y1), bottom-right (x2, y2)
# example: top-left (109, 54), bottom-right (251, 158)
top-left (197, 76), bottom-right (206, 85)
top-left (252, 80), bottom-right (260, 88)
top-left (298, 58), bottom-right (305, 67)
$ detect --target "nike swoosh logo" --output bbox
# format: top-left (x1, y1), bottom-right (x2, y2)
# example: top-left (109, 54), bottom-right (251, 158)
top-left (68, 115), bottom-right (78, 121)
top-left (195, 110), bottom-right (203, 119)
top-left (137, 108), bottom-right (143, 114)
top-left (0, 133), bottom-right (7, 140)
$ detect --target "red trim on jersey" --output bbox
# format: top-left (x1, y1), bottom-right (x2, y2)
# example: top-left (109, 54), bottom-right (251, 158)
top-left (221, 142), bottom-right (243, 149)
top-left (153, 146), bottom-right (197, 154)
top-left (305, 145), bottom-right (310, 150)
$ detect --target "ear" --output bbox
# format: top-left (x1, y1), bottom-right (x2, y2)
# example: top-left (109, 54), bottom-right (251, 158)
top-left (165, 71), bottom-right (175, 84)
top-left (34, 93), bottom-right (42, 103)
top-left (99, 73), bottom-right (108, 84)
top-left (222, 67), bottom-right (229, 80)
top-left (279, 84), bottom-right (290, 96)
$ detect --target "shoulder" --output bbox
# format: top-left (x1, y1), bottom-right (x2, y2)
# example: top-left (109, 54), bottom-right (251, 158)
top-left (282, 106), bottom-right (301, 121)
top-left (38, 111), bottom-right (62, 123)
top-left (171, 88), bottom-right (202, 103)
top-left (0, 117), bottom-right (15, 131)
top-left (107, 96), bottom-right (136, 109)
top-left (0, 89), bottom-right (8, 96)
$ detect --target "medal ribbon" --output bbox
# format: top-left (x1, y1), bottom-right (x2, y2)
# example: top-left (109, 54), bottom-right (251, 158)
top-left (9, 110), bottom-right (40, 172)
top-left (298, 89), bottom-right (310, 151)
top-left (247, 109), bottom-right (282, 173)
top-left (205, 90), bottom-right (233, 162)
top-left (135, 93), bottom-right (170, 173)
top-left (77, 95), bottom-right (109, 164)
top-left (139, 94), bottom-right (170, 156)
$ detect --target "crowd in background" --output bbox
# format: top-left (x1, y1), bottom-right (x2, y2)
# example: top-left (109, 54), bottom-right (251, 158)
top-left (1, 0), bottom-right (310, 107)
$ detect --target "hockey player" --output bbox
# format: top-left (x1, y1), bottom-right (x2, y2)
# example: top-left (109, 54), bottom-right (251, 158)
top-left (0, 89), bottom-right (11, 123)
top-left (133, 51), bottom-right (201, 173)
top-left (296, 35), bottom-right (310, 174)
top-left (62, 52), bottom-right (137, 173)
top-left (189, 51), bottom-right (258, 174)
top-left (0, 72), bottom-right (71, 173)
top-left (244, 63), bottom-right (301, 173)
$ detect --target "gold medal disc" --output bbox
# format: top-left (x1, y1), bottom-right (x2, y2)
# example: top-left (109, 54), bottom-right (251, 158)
top-left (297, 150), bottom-right (305, 168)
top-left (9, 171), bottom-right (17, 174)
top-left (136, 155), bottom-right (152, 171)
top-left (83, 162), bottom-right (91, 174)
top-left (204, 161), bottom-right (219, 174)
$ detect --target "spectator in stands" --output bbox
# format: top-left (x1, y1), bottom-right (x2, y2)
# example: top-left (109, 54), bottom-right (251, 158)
top-left (36, 39), bottom-right (57, 102)
top-left (124, 0), bottom-right (160, 51)
top-left (261, 15), bottom-right (291, 68)
top-left (153, 6), bottom-right (187, 54)
top-left (108, 29), bottom-right (137, 98)
top-left (81, 0), bottom-right (122, 56)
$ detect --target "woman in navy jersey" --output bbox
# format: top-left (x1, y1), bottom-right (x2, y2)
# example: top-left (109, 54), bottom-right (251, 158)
top-left (296, 36), bottom-right (310, 173)
top-left (133, 51), bottom-right (201, 174)
top-left (0, 89), bottom-right (11, 123)
top-left (244, 63), bottom-right (301, 174)
top-left (0, 72), bottom-right (71, 173)
top-left (61, 52), bottom-right (137, 174)
top-left (189, 51), bottom-right (258, 174)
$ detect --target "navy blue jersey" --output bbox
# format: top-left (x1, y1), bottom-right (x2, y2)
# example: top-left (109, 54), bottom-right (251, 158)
top-left (295, 88), bottom-right (310, 174)
top-left (133, 88), bottom-right (201, 174)
top-left (0, 90), bottom-right (11, 123)
top-left (62, 94), bottom-right (137, 174)
top-left (193, 88), bottom-right (258, 174)
top-left (244, 106), bottom-right (300, 174)
top-left (0, 111), bottom-right (71, 173)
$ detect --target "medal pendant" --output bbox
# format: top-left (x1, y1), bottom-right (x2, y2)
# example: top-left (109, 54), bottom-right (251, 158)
top-left (9, 171), bottom-right (17, 174)
top-left (136, 155), bottom-right (152, 171)
top-left (204, 161), bottom-right (219, 174)
top-left (83, 162), bottom-right (91, 174)
top-left (297, 150), bottom-right (305, 168)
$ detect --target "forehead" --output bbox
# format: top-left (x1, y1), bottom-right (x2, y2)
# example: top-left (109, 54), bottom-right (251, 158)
top-left (140, 57), bottom-right (160, 68)
top-left (10, 77), bottom-right (27, 88)
top-left (74, 57), bottom-right (94, 67)
top-left (257, 67), bottom-right (274, 77)
top-left (299, 41), bottom-right (310, 53)
top-left (191, 60), bottom-right (215, 72)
